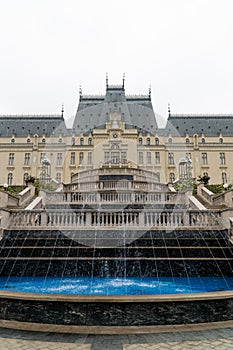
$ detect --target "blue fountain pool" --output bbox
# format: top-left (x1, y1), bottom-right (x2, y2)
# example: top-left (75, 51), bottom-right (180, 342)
top-left (0, 276), bottom-right (233, 295)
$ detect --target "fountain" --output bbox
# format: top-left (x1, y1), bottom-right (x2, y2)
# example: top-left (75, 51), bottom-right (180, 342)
top-left (0, 166), bottom-right (233, 332)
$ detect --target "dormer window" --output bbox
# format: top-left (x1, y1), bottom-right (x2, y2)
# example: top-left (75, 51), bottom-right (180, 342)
top-left (138, 138), bottom-right (142, 145)
top-left (201, 138), bottom-right (205, 143)
top-left (219, 138), bottom-right (223, 144)
top-left (58, 138), bottom-right (62, 144)
top-left (11, 139), bottom-right (15, 143)
top-left (80, 138), bottom-right (84, 145)
top-left (155, 137), bottom-right (159, 145)
top-left (168, 138), bottom-right (172, 143)
top-left (112, 143), bottom-right (119, 150)
top-left (71, 137), bottom-right (75, 145)
top-left (146, 138), bottom-right (150, 145)
top-left (27, 139), bottom-right (31, 143)
top-left (42, 138), bottom-right (46, 143)
top-left (186, 138), bottom-right (190, 143)
top-left (88, 138), bottom-right (92, 145)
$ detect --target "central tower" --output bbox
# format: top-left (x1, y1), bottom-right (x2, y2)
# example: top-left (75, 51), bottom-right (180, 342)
top-left (72, 76), bottom-right (158, 135)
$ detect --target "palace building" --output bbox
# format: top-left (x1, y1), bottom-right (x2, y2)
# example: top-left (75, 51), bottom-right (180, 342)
top-left (0, 78), bottom-right (233, 186)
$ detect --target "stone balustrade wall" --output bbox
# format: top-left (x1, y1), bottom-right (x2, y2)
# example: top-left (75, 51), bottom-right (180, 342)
top-left (8, 209), bottom-right (222, 229)
top-left (45, 191), bottom-right (186, 205)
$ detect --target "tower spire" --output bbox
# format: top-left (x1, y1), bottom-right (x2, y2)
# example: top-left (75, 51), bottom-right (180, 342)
top-left (168, 103), bottom-right (171, 117)
top-left (106, 72), bottom-right (108, 89)
top-left (149, 85), bottom-right (151, 99)
top-left (122, 72), bottom-right (125, 89)
top-left (79, 85), bottom-right (82, 100)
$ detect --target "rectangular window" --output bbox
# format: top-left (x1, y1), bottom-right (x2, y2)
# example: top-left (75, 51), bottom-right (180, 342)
top-left (88, 152), bottom-right (92, 165)
top-left (70, 152), bottom-right (75, 165)
top-left (111, 152), bottom-right (120, 164)
top-left (168, 152), bottom-right (174, 165)
top-left (147, 152), bottom-right (151, 164)
top-left (138, 152), bottom-right (143, 164)
top-left (121, 151), bottom-right (127, 163)
top-left (8, 153), bottom-right (14, 166)
top-left (56, 172), bottom-right (61, 183)
top-left (220, 153), bottom-right (226, 165)
top-left (222, 172), bottom-right (227, 184)
top-left (155, 152), bottom-right (160, 164)
top-left (79, 152), bottom-right (84, 165)
top-left (202, 153), bottom-right (207, 165)
top-left (57, 153), bottom-right (63, 166)
top-left (24, 153), bottom-right (30, 165)
top-left (104, 151), bottom-right (110, 163)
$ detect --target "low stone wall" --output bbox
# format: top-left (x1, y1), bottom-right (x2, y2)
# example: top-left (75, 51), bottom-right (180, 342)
top-left (0, 292), bottom-right (232, 326)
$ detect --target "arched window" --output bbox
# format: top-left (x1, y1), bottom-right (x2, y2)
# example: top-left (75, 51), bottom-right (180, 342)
top-left (138, 138), bottom-right (142, 145)
top-left (71, 137), bottom-right (75, 146)
top-left (168, 138), bottom-right (172, 143)
top-left (8, 173), bottom-right (13, 186)
top-left (80, 138), bottom-right (84, 146)
top-left (42, 138), bottom-right (46, 143)
top-left (146, 138), bottom-right (150, 145)
top-left (27, 138), bottom-right (31, 143)
top-left (169, 172), bottom-right (175, 183)
top-left (185, 138), bottom-right (190, 143)
top-left (88, 138), bottom-right (92, 145)
top-left (11, 139), bottom-right (15, 143)
top-left (23, 173), bottom-right (29, 186)
top-left (56, 172), bottom-right (62, 183)
top-left (155, 137), bottom-right (159, 145)
top-left (219, 138), bottom-right (223, 144)
top-left (222, 172), bottom-right (227, 185)
top-left (201, 138), bottom-right (205, 143)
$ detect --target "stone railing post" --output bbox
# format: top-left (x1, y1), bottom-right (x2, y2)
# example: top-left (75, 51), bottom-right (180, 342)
top-left (40, 211), bottom-right (48, 226)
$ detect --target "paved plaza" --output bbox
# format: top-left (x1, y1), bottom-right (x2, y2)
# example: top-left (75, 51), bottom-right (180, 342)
top-left (0, 326), bottom-right (232, 350)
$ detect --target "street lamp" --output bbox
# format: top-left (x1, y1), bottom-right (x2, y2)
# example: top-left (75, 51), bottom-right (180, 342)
top-left (3, 184), bottom-right (8, 191)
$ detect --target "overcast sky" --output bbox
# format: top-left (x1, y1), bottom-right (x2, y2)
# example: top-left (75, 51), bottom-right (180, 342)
top-left (0, 0), bottom-right (233, 127)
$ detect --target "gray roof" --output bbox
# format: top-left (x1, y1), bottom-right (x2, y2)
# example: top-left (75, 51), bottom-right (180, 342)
top-left (165, 114), bottom-right (233, 137)
top-left (73, 84), bottom-right (158, 135)
top-left (0, 115), bottom-right (68, 137)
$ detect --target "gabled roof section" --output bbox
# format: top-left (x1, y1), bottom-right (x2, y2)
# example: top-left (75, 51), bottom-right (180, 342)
top-left (165, 114), bottom-right (233, 137)
top-left (73, 82), bottom-right (158, 135)
top-left (0, 114), bottom-right (68, 137)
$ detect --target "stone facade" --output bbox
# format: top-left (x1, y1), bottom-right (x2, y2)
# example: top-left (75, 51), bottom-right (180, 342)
top-left (0, 81), bottom-right (233, 186)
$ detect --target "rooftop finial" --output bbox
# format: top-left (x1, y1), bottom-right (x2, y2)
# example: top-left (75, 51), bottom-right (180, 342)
top-left (149, 85), bottom-right (151, 99)
top-left (168, 103), bottom-right (171, 117)
top-left (106, 72), bottom-right (108, 89)
top-left (79, 85), bottom-right (82, 100)
top-left (61, 104), bottom-right (64, 117)
top-left (122, 72), bottom-right (125, 89)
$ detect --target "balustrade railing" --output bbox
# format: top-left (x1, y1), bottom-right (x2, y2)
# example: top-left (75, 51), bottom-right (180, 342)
top-left (45, 191), bottom-right (186, 205)
top-left (8, 209), bottom-right (222, 228)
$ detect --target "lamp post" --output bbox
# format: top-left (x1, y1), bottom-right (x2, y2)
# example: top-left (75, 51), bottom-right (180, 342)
top-left (41, 157), bottom-right (51, 183)
top-left (3, 184), bottom-right (8, 191)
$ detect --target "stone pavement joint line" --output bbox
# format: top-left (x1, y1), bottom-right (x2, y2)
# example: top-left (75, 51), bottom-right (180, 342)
top-left (0, 339), bottom-right (91, 350)
top-left (123, 338), bottom-right (233, 350)
top-left (0, 327), bottom-right (233, 350)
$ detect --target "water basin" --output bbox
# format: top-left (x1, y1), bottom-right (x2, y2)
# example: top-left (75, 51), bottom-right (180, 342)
top-left (1, 276), bottom-right (233, 295)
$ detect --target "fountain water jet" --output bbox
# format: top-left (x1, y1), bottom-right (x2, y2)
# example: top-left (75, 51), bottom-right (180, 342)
top-left (0, 167), bottom-right (233, 331)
